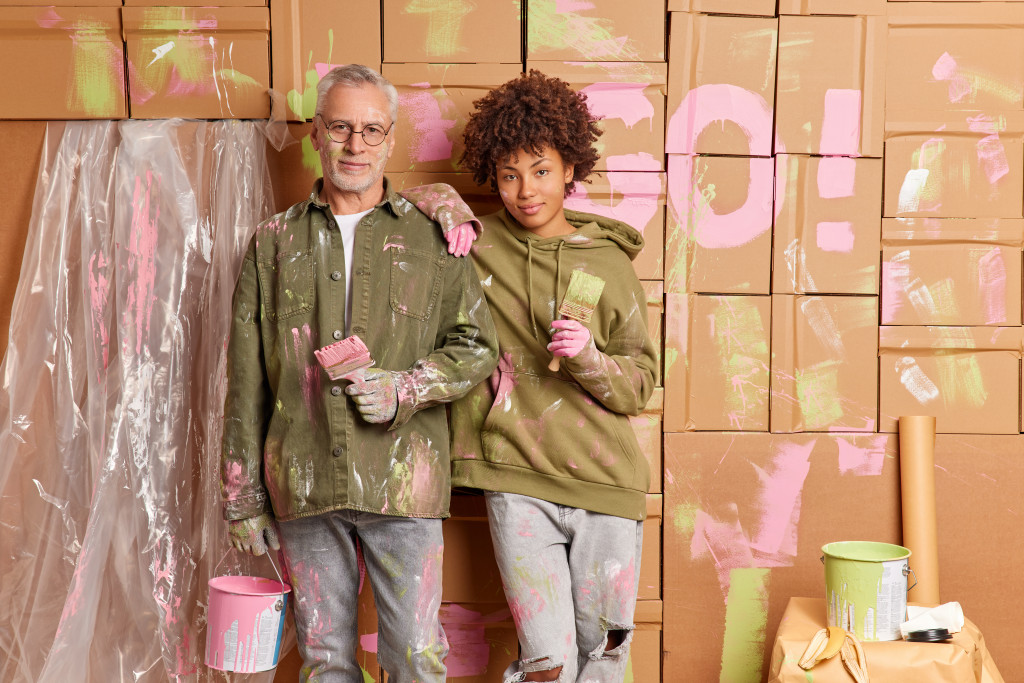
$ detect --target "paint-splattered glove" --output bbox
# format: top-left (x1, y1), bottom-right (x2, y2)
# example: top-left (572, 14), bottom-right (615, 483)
top-left (346, 368), bottom-right (401, 423)
top-left (399, 183), bottom-right (481, 257)
top-left (548, 319), bottom-right (593, 360)
top-left (228, 513), bottom-right (280, 556)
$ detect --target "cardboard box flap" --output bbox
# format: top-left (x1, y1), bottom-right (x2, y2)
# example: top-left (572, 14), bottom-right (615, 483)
top-left (669, 0), bottom-right (776, 14)
top-left (885, 110), bottom-right (1024, 135)
top-left (527, 60), bottom-right (667, 85)
top-left (879, 326), bottom-right (1024, 354)
top-left (0, 6), bottom-right (121, 31)
top-left (882, 218), bottom-right (1024, 246)
top-left (382, 62), bottom-right (522, 87)
top-left (122, 6), bottom-right (269, 34)
top-left (888, 3), bottom-right (1024, 25)
top-left (779, 0), bottom-right (886, 14)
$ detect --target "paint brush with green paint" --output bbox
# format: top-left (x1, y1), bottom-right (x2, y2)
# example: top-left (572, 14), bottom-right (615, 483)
top-left (548, 270), bottom-right (605, 372)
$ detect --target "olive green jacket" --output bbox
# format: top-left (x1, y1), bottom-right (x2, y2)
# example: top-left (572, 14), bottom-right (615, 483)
top-left (221, 179), bottom-right (498, 522)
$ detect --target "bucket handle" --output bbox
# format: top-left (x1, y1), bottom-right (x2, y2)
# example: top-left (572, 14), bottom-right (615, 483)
top-left (904, 565), bottom-right (918, 592)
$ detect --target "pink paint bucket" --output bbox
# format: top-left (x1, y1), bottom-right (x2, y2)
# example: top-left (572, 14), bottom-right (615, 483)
top-left (205, 575), bottom-right (291, 672)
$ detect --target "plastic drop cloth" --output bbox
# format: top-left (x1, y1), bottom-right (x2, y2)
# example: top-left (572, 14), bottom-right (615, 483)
top-left (0, 119), bottom-right (294, 682)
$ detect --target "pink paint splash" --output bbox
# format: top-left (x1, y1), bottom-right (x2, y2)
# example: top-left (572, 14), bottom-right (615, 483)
top-left (690, 506), bottom-right (756, 597)
top-left (556, 0), bottom-right (596, 11)
top-left (315, 62), bottom-right (345, 80)
top-left (666, 83), bottom-right (780, 157)
top-left (564, 171), bottom-right (661, 235)
top-left (398, 90), bottom-right (455, 163)
top-left (440, 604), bottom-right (511, 677)
top-left (836, 435), bottom-right (888, 476)
top-left (816, 156), bottom-right (856, 199)
top-left (818, 88), bottom-right (862, 156)
top-left (126, 171), bottom-right (159, 354)
top-left (815, 221), bottom-right (855, 253)
top-left (580, 82), bottom-right (654, 129)
top-left (88, 250), bottom-right (111, 381)
top-left (292, 325), bottom-right (320, 427)
top-left (932, 52), bottom-right (972, 104)
top-left (978, 248), bottom-right (1008, 324)
top-left (669, 154), bottom-right (774, 249)
top-left (749, 440), bottom-right (814, 561)
top-left (223, 461), bottom-right (246, 500)
top-left (606, 152), bottom-right (661, 171)
top-left (36, 7), bottom-right (63, 28)
top-left (359, 632), bottom-right (378, 653)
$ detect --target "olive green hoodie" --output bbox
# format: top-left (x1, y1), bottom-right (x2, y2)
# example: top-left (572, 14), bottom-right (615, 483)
top-left (450, 208), bottom-right (658, 520)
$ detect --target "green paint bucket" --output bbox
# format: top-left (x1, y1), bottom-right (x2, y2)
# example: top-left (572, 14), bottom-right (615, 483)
top-left (822, 541), bottom-right (915, 642)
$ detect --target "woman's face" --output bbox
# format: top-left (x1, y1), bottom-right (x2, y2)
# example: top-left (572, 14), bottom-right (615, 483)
top-left (495, 145), bottom-right (575, 238)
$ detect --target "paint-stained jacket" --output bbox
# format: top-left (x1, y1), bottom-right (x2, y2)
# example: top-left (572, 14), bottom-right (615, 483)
top-left (222, 179), bottom-right (498, 522)
top-left (450, 209), bottom-right (658, 521)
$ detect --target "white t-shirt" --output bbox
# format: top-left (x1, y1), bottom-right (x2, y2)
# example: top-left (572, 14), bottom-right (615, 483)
top-left (334, 209), bottom-right (372, 333)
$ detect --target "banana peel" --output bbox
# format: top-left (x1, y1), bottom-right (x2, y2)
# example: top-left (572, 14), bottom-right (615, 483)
top-left (798, 627), bottom-right (869, 682)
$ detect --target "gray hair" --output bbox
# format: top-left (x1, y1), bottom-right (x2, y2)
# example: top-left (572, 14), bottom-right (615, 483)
top-left (315, 64), bottom-right (399, 124)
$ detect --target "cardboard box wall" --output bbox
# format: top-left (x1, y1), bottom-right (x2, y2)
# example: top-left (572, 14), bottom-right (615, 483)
top-left (383, 0), bottom-right (520, 64)
top-left (664, 293), bottom-right (772, 432)
top-left (776, 15), bottom-right (885, 158)
top-left (882, 218), bottom-right (1024, 326)
top-left (0, 7), bottom-right (126, 120)
top-left (666, 13), bottom-right (778, 157)
top-left (526, 61), bottom-right (667, 172)
top-left (667, 0), bottom-right (775, 15)
top-left (564, 170), bottom-right (665, 280)
top-left (773, 155), bottom-right (883, 295)
top-left (526, 0), bottom-right (665, 62)
top-left (663, 432), bottom-right (901, 683)
top-left (631, 386), bottom-right (664, 494)
top-left (779, 0), bottom-right (886, 14)
top-left (879, 326), bottom-right (1023, 434)
top-left (770, 295), bottom-right (878, 433)
top-left (123, 6), bottom-right (270, 119)
top-left (666, 154), bottom-right (774, 294)
top-left (271, 0), bottom-right (381, 122)
top-left (382, 63), bottom-right (522, 174)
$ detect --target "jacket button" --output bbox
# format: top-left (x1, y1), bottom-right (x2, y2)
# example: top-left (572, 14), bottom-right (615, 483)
top-left (333, 330), bottom-right (343, 340)
top-left (332, 446), bottom-right (342, 457)
top-left (331, 386), bottom-right (342, 396)
top-left (331, 271), bottom-right (342, 281)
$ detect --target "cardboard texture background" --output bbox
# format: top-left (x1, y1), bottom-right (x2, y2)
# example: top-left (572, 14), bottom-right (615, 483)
top-left (6, 2), bottom-right (1024, 682)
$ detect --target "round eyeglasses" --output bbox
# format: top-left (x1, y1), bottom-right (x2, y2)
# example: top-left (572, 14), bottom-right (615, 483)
top-left (317, 115), bottom-right (393, 146)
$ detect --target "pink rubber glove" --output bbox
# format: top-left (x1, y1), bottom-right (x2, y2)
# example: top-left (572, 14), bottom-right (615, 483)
top-left (445, 221), bottom-right (477, 257)
top-left (345, 368), bottom-right (400, 423)
top-left (548, 319), bottom-right (592, 359)
top-left (228, 513), bottom-right (280, 556)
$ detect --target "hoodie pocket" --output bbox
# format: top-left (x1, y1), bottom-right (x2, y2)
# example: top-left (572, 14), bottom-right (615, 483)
top-left (389, 246), bottom-right (445, 321)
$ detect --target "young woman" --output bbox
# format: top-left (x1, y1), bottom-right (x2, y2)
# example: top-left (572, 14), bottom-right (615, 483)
top-left (449, 71), bottom-right (659, 683)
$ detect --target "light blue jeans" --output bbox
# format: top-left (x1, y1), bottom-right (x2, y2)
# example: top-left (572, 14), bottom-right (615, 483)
top-left (276, 510), bottom-right (448, 682)
top-left (485, 492), bottom-right (643, 683)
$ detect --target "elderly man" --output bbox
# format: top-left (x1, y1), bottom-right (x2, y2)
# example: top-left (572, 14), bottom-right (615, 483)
top-left (220, 64), bottom-right (497, 682)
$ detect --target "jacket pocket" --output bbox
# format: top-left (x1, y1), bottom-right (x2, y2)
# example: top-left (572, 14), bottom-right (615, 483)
top-left (257, 249), bottom-right (314, 321)
top-left (389, 246), bottom-right (445, 321)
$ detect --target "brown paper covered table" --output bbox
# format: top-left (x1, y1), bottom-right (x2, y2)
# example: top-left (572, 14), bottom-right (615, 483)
top-left (768, 597), bottom-right (1004, 683)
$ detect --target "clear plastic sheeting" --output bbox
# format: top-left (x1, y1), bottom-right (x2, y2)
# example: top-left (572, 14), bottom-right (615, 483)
top-left (0, 120), bottom-right (292, 682)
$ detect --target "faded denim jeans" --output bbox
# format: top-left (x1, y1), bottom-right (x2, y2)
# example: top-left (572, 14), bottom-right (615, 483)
top-left (485, 492), bottom-right (643, 683)
top-left (276, 510), bottom-right (448, 682)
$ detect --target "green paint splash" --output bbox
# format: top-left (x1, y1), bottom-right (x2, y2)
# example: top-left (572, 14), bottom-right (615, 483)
top-left (301, 134), bottom-right (323, 175)
top-left (360, 665), bottom-right (375, 683)
top-left (795, 360), bottom-right (843, 429)
top-left (68, 21), bottom-right (122, 116)
top-left (287, 30), bottom-right (334, 119)
top-left (711, 298), bottom-right (769, 425)
top-left (404, 0), bottom-right (473, 58)
top-left (670, 502), bottom-right (699, 537)
top-left (719, 568), bottom-right (770, 683)
top-left (528, 0), bottom-right (640, 61)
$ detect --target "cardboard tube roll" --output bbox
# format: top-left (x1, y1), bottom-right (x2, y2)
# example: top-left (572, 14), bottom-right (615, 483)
top-left (898, 415), bottom-right (940, 606)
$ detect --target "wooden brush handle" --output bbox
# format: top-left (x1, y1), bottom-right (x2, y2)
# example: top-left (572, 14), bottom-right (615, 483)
top-left (548, 355), bottom-right (561, 372)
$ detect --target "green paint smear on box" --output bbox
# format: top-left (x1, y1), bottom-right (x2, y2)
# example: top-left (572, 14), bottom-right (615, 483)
top-left (405, 0), bottom-right (472, 59)
top-left (719, 567), bottom-right (769, 683)
top-left (68, 22), bottom-right (121, 116)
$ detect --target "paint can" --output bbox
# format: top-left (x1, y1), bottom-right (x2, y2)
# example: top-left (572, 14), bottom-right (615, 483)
top-left (206, 570), bottom-right (291, 672)
top-left (821, 541), bottom-right (916, 642)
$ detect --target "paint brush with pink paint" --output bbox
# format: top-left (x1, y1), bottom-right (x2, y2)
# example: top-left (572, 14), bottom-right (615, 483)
top-left (548, 270), bottom-right (605, 372)
top-left (314, 335), bottom-right (374, 381)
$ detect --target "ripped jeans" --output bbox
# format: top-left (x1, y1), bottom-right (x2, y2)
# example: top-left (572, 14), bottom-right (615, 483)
top-left (276, 510), bottom-right (448, 683)
top-left (485, 492), bottom-right (643, 683)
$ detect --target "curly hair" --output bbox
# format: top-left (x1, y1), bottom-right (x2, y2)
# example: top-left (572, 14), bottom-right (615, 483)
top-left (461, 70), bottom-right (602, 196)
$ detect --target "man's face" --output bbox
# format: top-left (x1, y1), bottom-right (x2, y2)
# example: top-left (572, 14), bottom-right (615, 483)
top-left (311, 83), bottom-right (395, 198)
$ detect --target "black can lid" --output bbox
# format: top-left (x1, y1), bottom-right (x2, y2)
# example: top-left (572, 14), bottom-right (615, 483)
top-left (906, 628), bottom-right (952, 642)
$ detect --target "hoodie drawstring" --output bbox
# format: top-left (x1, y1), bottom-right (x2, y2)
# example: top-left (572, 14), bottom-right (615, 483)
top-left (526, 238), bottom-right (566, 345)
